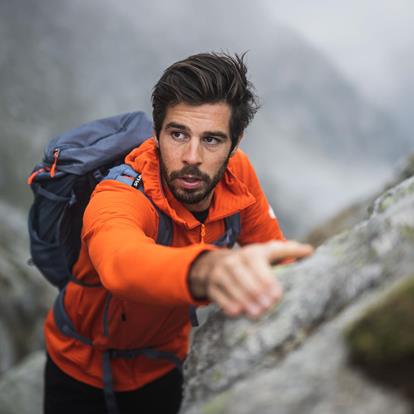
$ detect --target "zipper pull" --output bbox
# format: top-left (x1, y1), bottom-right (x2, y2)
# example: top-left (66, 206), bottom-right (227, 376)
top-left (200, 224), bottom-right (206, 243)
top-left (50, 148), bottom-right (60, 177)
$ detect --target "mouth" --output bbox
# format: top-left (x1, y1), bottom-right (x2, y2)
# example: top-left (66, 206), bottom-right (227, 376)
top-left (175, 175), bottom-right (204, 190)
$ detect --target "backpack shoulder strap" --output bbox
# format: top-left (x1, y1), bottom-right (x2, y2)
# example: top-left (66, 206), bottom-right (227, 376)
top-left (213, 212), bottom-right (241, 248)
top-left (103, 164), bottom-right (173, 246)
top-left (103, 164), bottom-right (141, 187)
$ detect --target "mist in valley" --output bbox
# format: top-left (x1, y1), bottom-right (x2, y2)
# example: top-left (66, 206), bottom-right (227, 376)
top-left (1, 0), bottom-right (413, 237)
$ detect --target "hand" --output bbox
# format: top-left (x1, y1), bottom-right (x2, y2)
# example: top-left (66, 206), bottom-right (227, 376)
top-left (189, 240), bottom-right (313, 319)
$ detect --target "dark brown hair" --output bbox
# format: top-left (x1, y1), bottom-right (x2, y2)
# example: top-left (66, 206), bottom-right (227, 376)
top-left (152, 52), bottom-right (259, 149)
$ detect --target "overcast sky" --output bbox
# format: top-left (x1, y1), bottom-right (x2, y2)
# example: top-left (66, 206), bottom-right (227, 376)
top-left (265, 0), bottom-right (414, 114)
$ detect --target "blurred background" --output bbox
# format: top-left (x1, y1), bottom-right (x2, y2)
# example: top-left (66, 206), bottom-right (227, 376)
top-left (1, 0), bottom-right (414, 236)
top-left (0, 0), bottom-right (413, 386)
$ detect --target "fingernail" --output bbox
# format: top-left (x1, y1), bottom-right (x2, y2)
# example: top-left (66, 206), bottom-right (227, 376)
top-left (259, 295), bottom-right (271, 308)
top-left (270, 286), bottom-right (282, 299)
top-left (247, 303), bottom-right (260, 316)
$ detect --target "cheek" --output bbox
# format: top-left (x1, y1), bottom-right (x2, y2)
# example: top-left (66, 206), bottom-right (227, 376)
top-left (212, 159), bottom-right (224, 171)
top-left (159, 142), bottom-right (179, 172)
top-left (206, 154), bottom-right (229, 176)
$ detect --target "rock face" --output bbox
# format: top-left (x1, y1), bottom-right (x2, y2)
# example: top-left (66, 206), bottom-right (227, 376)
top-left (0, 201), bottom-right (54, 377)
top-left (345, 275), bottom-right (414, 402)
top-left (0, 352), bottom-right (45, 414)
top-left (181, 176), bottom-right (414, 413)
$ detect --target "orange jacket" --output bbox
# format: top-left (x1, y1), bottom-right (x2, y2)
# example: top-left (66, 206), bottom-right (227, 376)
top-left (45, 139), bottom-right (285, 391)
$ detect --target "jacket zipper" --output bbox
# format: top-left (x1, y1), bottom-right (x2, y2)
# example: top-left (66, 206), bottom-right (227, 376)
top-left (200, 224), bottom-right (206, 243)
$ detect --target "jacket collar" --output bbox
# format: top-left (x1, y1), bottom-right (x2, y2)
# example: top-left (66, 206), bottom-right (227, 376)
top-left (125, 139), bottom-right (256, 230)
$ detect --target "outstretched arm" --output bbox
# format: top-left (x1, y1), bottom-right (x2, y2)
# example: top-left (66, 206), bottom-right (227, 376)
top-left (188, 240), bottom-right (313, 319)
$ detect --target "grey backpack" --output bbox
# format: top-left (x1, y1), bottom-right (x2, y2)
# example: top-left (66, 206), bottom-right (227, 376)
top-left (27, 111), bottom-right (153, 289)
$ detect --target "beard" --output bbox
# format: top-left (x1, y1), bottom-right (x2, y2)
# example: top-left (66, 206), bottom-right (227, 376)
top-left (159, 151), bottom-right (230, 205)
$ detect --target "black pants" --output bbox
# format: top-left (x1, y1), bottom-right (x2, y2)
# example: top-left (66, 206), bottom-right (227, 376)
top-left (44, 354), bottom-right (183, 414)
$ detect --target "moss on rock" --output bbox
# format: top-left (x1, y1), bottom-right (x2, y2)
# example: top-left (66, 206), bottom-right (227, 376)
top-left (375, 179), bottom-right (414, 215)
top-left (345, 275), bottom-right (414, 364)
top-left (202, 391), bottom-right (231, 414)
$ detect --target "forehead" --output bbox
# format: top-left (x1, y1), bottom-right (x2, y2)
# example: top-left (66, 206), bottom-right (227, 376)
top-left (163, 102), bottom-right (231, 134)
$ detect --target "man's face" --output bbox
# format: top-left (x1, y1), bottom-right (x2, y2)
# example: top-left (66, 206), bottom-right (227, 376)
top-left (157, 102), bottom-right (235, 212)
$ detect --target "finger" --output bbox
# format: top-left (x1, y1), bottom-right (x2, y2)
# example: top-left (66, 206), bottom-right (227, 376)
top-left (208, 285), bottom-right (242, 317)
top-left (239, 264), bottom-right (282, 310)
top-left (226, 260), bottom-right (268, 301)
top-left (223, 263), bottom-right (282, 317)
top-left (263, 241), bottom-right (313, 264)
top-left (210, 273), bottom-right (281, 319)
top-left (242, 254), bottom-right (279, 292)
top-left (216, 264), bottom-right (264, 316)
top-left (237, 247), bottom-right (283, 297)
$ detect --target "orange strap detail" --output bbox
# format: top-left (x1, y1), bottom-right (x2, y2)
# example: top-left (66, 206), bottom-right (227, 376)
top-left (27, 168), bottom-right (45, 185)
top-left (50, 148), bottom-right (60, 177)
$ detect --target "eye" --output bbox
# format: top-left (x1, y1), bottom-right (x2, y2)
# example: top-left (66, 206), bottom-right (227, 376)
top-left (203, 136), bottom-right (221, 145)
top-left (171, 131), bottom-right (186, 141)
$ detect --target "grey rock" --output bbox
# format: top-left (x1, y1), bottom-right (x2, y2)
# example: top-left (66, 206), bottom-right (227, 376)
top-left (0, 351), bottom-right (45, 414)
top-left (183, 282), bottom-right (412, 414)
top-left (345, 275), bottom-right (414, 365)
top-left (0, 201), bottom-right (54, 375)
top-left (181, 176), bottom-right (414, 413)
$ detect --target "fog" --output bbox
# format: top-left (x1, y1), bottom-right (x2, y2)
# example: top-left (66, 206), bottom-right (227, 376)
top-left (266, 0), bottom-right (414, 136)
top-left (1, 0), bottom-right (413, 237)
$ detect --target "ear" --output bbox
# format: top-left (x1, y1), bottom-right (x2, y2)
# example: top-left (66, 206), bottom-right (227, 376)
top-left (230, 134), bottom-right (243, 157)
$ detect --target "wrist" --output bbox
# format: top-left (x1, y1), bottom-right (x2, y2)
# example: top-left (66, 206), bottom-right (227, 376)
top-left (188, 250), bottom-right (211, 300)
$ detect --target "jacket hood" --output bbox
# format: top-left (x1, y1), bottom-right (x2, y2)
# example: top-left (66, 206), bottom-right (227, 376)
top-left (125, 139), bottom-right (256, 230)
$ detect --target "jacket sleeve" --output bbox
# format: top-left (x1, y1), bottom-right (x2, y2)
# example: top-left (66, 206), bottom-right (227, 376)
top-left (82, 180), bottom-right (215, 306)
top-left (234, 152), bottom-right (286, 245)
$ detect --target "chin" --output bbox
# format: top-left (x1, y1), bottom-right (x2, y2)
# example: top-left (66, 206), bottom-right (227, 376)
top-left (176, 190), bottom-right (208, 205)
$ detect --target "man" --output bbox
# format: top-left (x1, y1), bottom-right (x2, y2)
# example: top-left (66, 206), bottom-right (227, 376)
top-left (44, 52), bottom-right (313, 414)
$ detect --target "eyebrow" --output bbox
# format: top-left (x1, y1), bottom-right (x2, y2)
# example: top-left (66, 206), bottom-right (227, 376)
top-left (165, 122), bottom-right (190, 132)
top-left (202, 130), bottom-right (229, 140)
top-left (165, 122), bottom-right (229, 140)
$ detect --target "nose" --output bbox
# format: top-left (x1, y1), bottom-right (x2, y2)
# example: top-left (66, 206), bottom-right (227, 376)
top-left (182, 138), bottom-right (202, 165)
